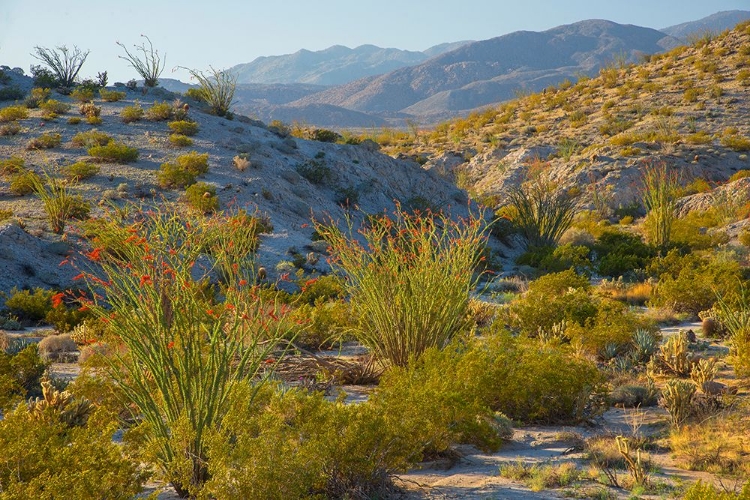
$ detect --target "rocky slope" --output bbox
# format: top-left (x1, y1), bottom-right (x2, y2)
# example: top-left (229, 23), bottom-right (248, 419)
top-left (376, 20), bottom-right (750, 236)
top-left (0, 71), bottom-right (470, 296)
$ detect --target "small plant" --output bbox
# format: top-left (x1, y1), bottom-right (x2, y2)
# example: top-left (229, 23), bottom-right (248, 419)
top-left (615, 436), bottom-right (649, 486)
top-left (233, 155), bottom-right (250, 171)
top-left (183, 66), bottom-right (236, 117)
top-left (39, 99), bottom-right (71, 119)
top-left (157, 152), bottom-right (209, 188)
top-left (168, 120), bottom-right (199, 136)
top-left (0, 156), bottom-right (25, 175)
top-left (0, 105), bottom-right (29, 122)
top-left (62, 161), bottom-right (100, 181)
top-left (99, 88), bottom-right (126, 102)
top-left (0, 123), bottom-right (21, 136)
top-left (145, 100), bottom-right (174, 121)
top-left (296, 159), bottom-right (331, 184)
top-left (116, 35), bottom-right (165, 88)
top-left (0, 86), bottom-right (24, 101)
top-left (88, 142), bottom-right (139, 163)
top-left (24, 87), bottom-right (51, 108)
top-left (67, 116), bottom-right (81, 125)
top-left (660, 379), bottom-right (696, 427)
top-left (721, 134), bottom-right (750, 151)
top-left (30, 170), bottom-right (91, 233)
top-left (506, 176), bottom-right (576, 248)
top-left (71, 129), bottom-right (112, 148)
top-left (9, 170), bottom-right (40, 195)
top-left (120, 104), bottom-right (144, 123)
top-left (26, 132), bottom-right (62, 150)
top-left (655, 334), bottom-right (693, 376)
top-left (185, 182), bottom-right (219, 213)
top-left (31, 45), bottom-right (89, 88)
top-left (168, 134), bottom-right (193, 147)
top-left (690, 358), bottom-right (718, 391)
top-left (37, 334), bottom-right (78, 361)
top-left (79, 102), bottom-right (101, 118)
top-left (70, 87), bottom-right (94, 103)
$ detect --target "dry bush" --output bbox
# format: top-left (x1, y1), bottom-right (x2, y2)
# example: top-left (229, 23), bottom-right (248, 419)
top-left (37, 334), bottom-right (78, 361)
top-left (0, 331), bottom-right (9, 352)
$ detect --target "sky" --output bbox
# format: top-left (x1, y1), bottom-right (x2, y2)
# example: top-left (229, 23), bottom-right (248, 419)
top-left (1, 0), bottom-right (748, 83)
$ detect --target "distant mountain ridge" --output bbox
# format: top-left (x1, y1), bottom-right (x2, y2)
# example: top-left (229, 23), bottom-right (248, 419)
top-left (660, 10), bottom-right (750, 40)
top-left (229, 42), bottom-right (472, 86)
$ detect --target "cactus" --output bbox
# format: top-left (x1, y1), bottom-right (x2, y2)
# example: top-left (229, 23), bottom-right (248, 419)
top-left (616, 436), bottom-right (648, 486)
top-left (27, 375), bottom-right (92, 427)
top-left (658, 334), bottom-right (692, 376)
top-left (690, 358), bottom-right (718, 390)
top-left (659, 378), bottom-right (696, 427)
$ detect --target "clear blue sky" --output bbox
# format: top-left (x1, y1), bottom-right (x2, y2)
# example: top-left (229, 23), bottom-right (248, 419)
top-left (1, 0), bottom-right (747, 83)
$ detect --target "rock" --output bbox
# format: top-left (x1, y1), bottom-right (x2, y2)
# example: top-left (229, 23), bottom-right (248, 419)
top-left (359, 139), bottom-right (380, 152)
top-left (702, 380), bottom-right (736, 396)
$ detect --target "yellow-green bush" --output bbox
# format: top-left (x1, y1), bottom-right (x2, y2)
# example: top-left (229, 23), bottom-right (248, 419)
top-left (683, 481), bottom-right (750, 500)
top-left (145, 100), bottom-right (173, 121)
top-left (23, 87), bottom-right (51, 108)
top-left (120, 104), bottom-right (144, 123)
top-left (70, 87), bottom-right (94, 102)
top-left (88, 142), bottom-right (139, 163)
top-left (0, 344), bottom-right (47, 410)
top-left (168, 133), bottom-right (193, 147)
top-left (9, 170), bottom-right (39, 195)
top-left (168, 120), bottom-right (199, 136)
top-left (0, 156), bottom-right (24, 175)
top-left (26, 132), bottom-right (61, 150)
top-left (4, 286), bottom-right (54, 321)
top-left (39, 99), bottom-right (71, 118)
top-left (184, 181), bottom-right (218, 213)
top-left (71, 129), bottom-right (112, 148)
top-left (0, 105), bottom-right (28, 122)
top-left (99, 88), bottom-right (126, 102)
top-left (62, 161), bottom-right (100, 181)
top-left (157, 152), bottom-right (209, 188)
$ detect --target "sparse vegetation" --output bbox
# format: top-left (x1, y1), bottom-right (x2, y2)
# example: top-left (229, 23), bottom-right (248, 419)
top-left (31, 45), bottom-right (90, 88)
top-left (117, 35), bottom-right (166, 88)
top-left (184, 66), bottom-right (236, 117)
top-left (120, 104), bottom-right (144, 123)
top-left (88, 142), bottom-right (139, 163)
top-left (26, 132), bottom-right (62, 150)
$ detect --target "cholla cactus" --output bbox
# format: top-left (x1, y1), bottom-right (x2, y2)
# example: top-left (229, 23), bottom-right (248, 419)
top-left (659, 378), bottom-right (696, 427)
top-left (690, 358), bottom-right (718, 390)
top-left (616, 436), bottom-right (648, 486)
top-left (27, 375), bottom-right (92, 427)
top-left (658, 334), bottom-right (692, 376)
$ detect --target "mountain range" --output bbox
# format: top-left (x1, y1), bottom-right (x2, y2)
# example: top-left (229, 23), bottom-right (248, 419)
top-left (178, 10), bottom-right (750, 127)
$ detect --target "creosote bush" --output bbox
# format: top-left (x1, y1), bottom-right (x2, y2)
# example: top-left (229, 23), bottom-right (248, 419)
top-left (88, 141), bottom-right (139, 163)
top-left (184, 181), bottom-right (218, 213)
top-left (316, 205), bottom-right (488, 367)
top-left (168, 120), bottom-right (199, 136)
top-left (157, 151), bottom-right (209, 188)
top-left (120, 104), bottom-right (144, 123)
top-left (0, 105), bottom-right (28, 123)
top-left (99, 88), bottom-right (126, 102)
top-left (26, 132), bottom-right (62, 150)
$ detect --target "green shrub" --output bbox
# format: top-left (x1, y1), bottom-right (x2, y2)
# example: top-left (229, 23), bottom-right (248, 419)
top-left (316, 206), bottom-right (487, 367)
top-left (168, 120), bottom-right (199, 136)
top-left (71, 129), bottom-right (112, 148)
top-left (24, 87), bottom-right (51, 108)
top-left (683, 481), bottom-right (750, 500)
top-left (309, 128), bottom-right (341, 143)
top-left (168, 133), bottom-right (193, 147)
top-left (120, 104), bottom-right (144, 123)
top-left (9, 170), bottom-right (39, 196)
top-left (185, 182), bottom-right (218, 213)
top-left (4, 286), bottom-right (54, 321)
top-left (507, 177), bottom-right (576, 247)
top-left (26, 132), bottom-right (61, 150)
top-left (62, 161), bottom-right (100, 181)
top-left (0, 105), bottom-right (29, 122)
top-left (69, 87), bottom-right (94, 103)
top-left (593, 230), bottom-right (655, 277)
top-left (296, 159), bottom-right (331, 184)
top-left (158, 152), bottom-right (209, 188)
top-left (88, 141), bottom-right (139, 163)
top-left (145, 100), bottom-right (173, 120)
top-left (67, 116), bottom-right (81, 125)
top-left (0, 86), bottom-right (24, 101)
top-left (516, 244), bottom-right (592, 274)
top-left (39, 99), bottom-right (71, 119)
top-left (0, 156), bottom-right (25, 176)
top-left (0, 344), bottom-right (47, 410)
top-left (506, 269), bottom-right (597, 336)
top-left (0, 399), bottom-right (144, 498)
top-left (721, 135), bottom-right (750, 151)
top-left (99, 88), bottom-right (126, 102)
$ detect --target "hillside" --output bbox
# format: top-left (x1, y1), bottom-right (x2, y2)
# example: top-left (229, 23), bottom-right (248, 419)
top-left (661, 10), bottom-right (750, 40)
top-left (228, 42), bottom-right (471, 86)
top-left (290, 20), bottom-right (680, 120)
top-left (372, 19), bottom-right (750, 236)
top-left (0, 72), bottom-right (468, 295)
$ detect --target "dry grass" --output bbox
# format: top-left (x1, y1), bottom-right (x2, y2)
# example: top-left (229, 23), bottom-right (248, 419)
top-left (37, 333), bottom-right (78, 361)
top-left (670, 417), bottom-right (750, 475)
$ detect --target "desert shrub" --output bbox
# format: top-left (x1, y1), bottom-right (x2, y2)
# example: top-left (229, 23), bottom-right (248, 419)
top-left (729, 170), bottom-right (750, 182)
top-left (296, 159), bottom-right (332, 184)
top-left (0, 123), bottom-right (21, 136)
top-left (671, 209), bottom-right (729, 250)
top-left (649, 250), bottom-right (745, 315)
top-left (4, 286), bottom-right (54, 321)
top-left (39, 99), bottom-right (71, 119)
top-left (642, 161), bottom-right (680, 250)
top-left (721, 135), bottom-right (750, 151)
top-left (506, 269), bottom-right (597, 336)
top-left (185, 182), bottom-right (218, 213)
top-left (183, 66), bottom-right (236, 117)
top-left (88, 141), bottom-right (139, 162)
top-left (683, 481), bottom-right (750, 500)
top-left (71, 129), bottom-right (112, 148)
top-left (158, 152), bottom-right (209, 188)
top-left (0, 156), bottom-right (25, 175)
top-left (9, 170), bottom-right (39, 195)
top-left (120, 104), bottom-right (144, 123)
top-left (316, 206), bottom-right (487, 367)
top-left (169, 133), bottom-right (193, 147)
top-left (117, 35), bottom-right (165, 88)
top-left (715, 294), bottom-right (750, 377)
top-left (309, 128), bottom-right (341, 143)
top-left (70, 87), bottom-right (94, 103)
top-left (77, 207), bottom-right (292, 496)
top-left (24, 87), bottom-right (50, 108)
top-left (45, 296), bottom-right (93, 333)
top-left (99, 88), bottom-right (126, 102)
top-left (26, 132), bottom-right (62, 150)
top-left (516, 243), bottom-right (592, 274)
top-left (0, 344), bottom-right (47, 409)
top-left (37, 333), bottom-right (78, 361)
top-left (0, 86), bottom-right (24, 101)
top-left (145, 100), bottom-right (174, 121)
top-left (507, 177), bottom-right (576, 248)
top-left (168, 120), bottom-right (198, 136)
top-left (0, 105), bottom-right (28, 122)
top-left (292, 299), bottom-right (354, 348)
top-left (67, 116), bottom-right (81, 125)
top-left (565, 300), bottom-right (642, 359)
top-left (740, 229), bottom-right (750, 247)
top-left (30, 171), bottom-right (91, 233)
top-left (593, 230), bottom-right (655, 277)
top-left (79, 102), bottom-right (101, 118)
top-left (0, 399), bottom-right (144, 498)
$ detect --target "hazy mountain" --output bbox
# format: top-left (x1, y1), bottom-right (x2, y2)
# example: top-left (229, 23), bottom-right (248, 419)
top-left (291, 20), bottom-right (681, 119)
top-left (228, 42), bottom-right (471, 86)
top-left (660, 10), bottom-right (750, 40)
